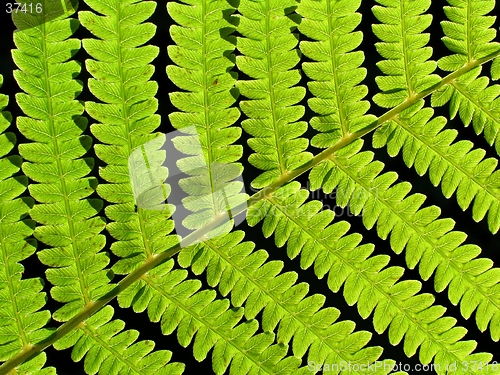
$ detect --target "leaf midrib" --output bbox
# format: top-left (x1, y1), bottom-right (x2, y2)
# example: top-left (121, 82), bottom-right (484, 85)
top-left (265, 0), bottom-right (286, 176)
top-left (326, 0), bottom-right (349, 136)
top-left (400, 0), bottom-right (414, 96)
top-left (201, 0), bottom-right (219, 215)
top-left (114, 1), bottom-right (153, 259)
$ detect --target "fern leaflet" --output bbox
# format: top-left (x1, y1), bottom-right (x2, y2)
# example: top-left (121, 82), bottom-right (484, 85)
top-left (432, 67), bottom-right (500, 157)
top-left (371, 0), bottom-right (441, 108)
top-left (298, 0), bottom-right (376, 146)
top-left (373, 100), bottom-right (500, 234)
top-left (236, 0), bottom-right (312, 189)
top-left (0, 74), bottom-right (53, 373)
top-left (118, 259), bottom-right (305, 375)
top-left (80, 0), bottom-right (179, 276)
top-left (435, 0), bottom-right (500, 157)
top-left (167, 0), bottom-right (245, 234)
top-left (440, 0), bottom-right (499, 70)
top-left (54, 305), bottom-right (184, 375)
top-left (12, 3), bottom-right (112, 323)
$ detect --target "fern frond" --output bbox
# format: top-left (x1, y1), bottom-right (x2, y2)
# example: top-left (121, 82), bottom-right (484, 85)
top-left (0, 75), bottom-right (53, 371)
top-left (430, 0), bottom-right (500, 157)
top-left (431, 67), bottom-right (500, 160)
top-left (373, 100), bottom-right (500, 234)
top-left (309, 140), bottom-right (500, 342)
top-left (236, 0), bottom-right (312, 189)
top-left (80, 0), bottom-right (179, 275)
top-left (371, 0), bottom-right (441, 108)
top-left (439, 0), bottom-right (500, 71)
top-left (247, 181), bottom-right (493, 372)
top-left (297, 0), bottom-right (376, 145)
top-left (79, 3), bottom-right (295, 373)
top-left (54, 305), bottom-right (184, 375)
top-left (12, 2), bottom-right (112, 323)
top-left (167, 0), bottom-right (246, 233)
top-left (177, 230), bottom-right (400, 372)
top-left (118, 259), bottom-right (305, 375)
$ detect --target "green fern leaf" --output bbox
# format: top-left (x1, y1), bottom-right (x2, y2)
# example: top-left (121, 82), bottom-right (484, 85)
top-left (0, 74), bottom-right (53, 371)
top-left (247, 181), bottom-right (492, 371)
top-left (440, 0), bottom-right (500, 70)
top-left (118, 259), bottom-right (303, 375)
top-left (167, 0), bottom-right (246, 234)
top-left (297, 0), bottom-right (376, 146)
top-left (54, 305), bottom-right (184, 375)
top-left (12, 1), bottom-right (112, 324)
top-left (80, 0), bottom-right (178, 275)
top-left (6, 354), bottom-right (54, 375)
top-left (236, 0), bottom-right (312, 189)
top-left (371, 0), bottom-right (441, 108)
top-left (432, 69), bottom-right (500, 160)
top-left (373, 100), bottom-right (500, 234)
top-left (310, 140), bottom-right (500, 342)
top-left (431, 0), bottom-right (500, 157)
top-left (491, 55), bottom-right (500, 79)
top-left (177, 230), bottom-right (401, 372)
top-left (3, 0), bottom-right (500, 373)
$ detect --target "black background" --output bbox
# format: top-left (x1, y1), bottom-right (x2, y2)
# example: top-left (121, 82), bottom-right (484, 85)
top-left (0, 0), bottom-right (499, 374)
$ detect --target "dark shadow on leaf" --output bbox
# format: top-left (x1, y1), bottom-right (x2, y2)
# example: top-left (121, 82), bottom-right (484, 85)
top-left (230, 86), bottom-right (240, 101)
top-left (224, 49), bottom-right (236, 64)
top-left (130, 285), bottom-right (146, 306)
top-left (227, 0), bottom-right (240, 12)
top-left (79, 135), bottom-right (92, 152)
top-left (88, 198), bottom-right (104, 214)
top-left (99, 284), bottom-right (120, 301)
top-left (8, 154), bottom-right (23, 169)
top-left (83, 156), bottom-right (95, 171)
top-left (4, 130), bottom-right (16, 148)
top-left (190, 246), bottom-right (206, 265)
top-left (73, 115), bottom-right (88, 133)
top-left (10, 0), bottom-right (78, 31)
top-left (0, 111), bottom-right (13, 125)
top-left (23, 218), bottom-right (36, 231)
top-left (380, 88), bottom-right (406, 95)
top-left (106, 268), bottom-right (114, 282)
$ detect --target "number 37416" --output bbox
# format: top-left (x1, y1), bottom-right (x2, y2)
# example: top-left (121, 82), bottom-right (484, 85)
top-left (6, 3), bottom-right (43, 13)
